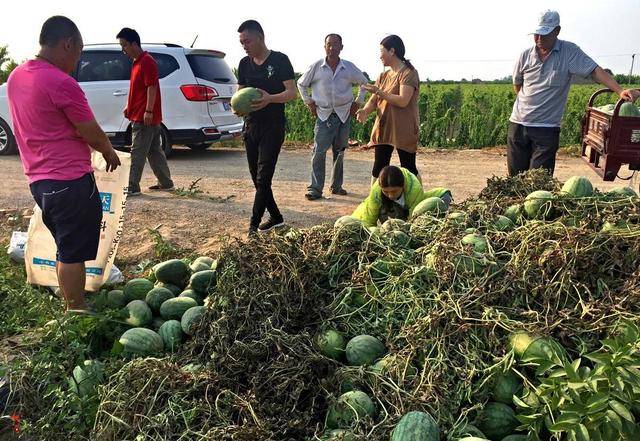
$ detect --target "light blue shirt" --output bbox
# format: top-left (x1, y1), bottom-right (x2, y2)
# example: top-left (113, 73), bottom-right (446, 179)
top-left (510, 39), bottom-right (597, 127)
top-left (297, 58), bottom-right (368, 123)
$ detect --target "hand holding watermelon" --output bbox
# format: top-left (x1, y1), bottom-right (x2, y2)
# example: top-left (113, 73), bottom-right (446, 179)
top-left (249, 88), bottom-right (271, 111)
top-left (230, 87), bottom-right (264, 116)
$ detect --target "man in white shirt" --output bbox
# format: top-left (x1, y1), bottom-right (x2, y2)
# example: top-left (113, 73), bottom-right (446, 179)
top-left (297, 34), bottom-right (368, 200)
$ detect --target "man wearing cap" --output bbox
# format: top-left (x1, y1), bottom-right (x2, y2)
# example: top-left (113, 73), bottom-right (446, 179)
top-left (508, 10), bottom-right (639, 176)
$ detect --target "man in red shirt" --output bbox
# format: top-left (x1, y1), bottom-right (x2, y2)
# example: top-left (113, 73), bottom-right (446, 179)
top-left (117, 27), bottom-right (173, 196)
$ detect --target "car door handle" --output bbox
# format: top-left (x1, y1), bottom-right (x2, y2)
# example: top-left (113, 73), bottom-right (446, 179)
top-left (112, 90), bottom-right (127, 96)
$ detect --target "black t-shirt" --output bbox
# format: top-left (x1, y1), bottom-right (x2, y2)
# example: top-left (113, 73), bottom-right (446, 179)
top-left (237, 51), bottom-right (294, 126)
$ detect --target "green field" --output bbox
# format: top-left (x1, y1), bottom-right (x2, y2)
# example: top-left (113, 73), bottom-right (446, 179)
top-left (285, 83), bottom-right (635, 148)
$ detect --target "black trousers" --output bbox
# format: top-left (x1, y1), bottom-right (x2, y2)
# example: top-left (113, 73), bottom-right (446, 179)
top-left (244, 122), bottom-right (285, 228)
top-left (371, 144), bottom-right (418, 177)
top-left (507, 122), bottom-right (561, 176)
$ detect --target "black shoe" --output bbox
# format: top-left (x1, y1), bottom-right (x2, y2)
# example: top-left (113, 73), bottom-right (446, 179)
top-left (305, 192), bottom-right (322, 201)
top-left (331, 188), bottom-right (348, 195)
top-left (148, 184), bottom-right (175, 191)
top-left (248, 226), bottom-right (258, 238)
top-left (258, 217), bottom-right (285, 232)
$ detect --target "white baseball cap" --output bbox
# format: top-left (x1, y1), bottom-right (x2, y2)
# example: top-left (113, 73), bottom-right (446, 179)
top-left (531, 10), bottom-right (560, 35)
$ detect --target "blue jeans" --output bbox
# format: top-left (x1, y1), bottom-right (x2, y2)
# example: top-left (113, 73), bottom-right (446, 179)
top-left (308, 113), bottom-right (350, 196)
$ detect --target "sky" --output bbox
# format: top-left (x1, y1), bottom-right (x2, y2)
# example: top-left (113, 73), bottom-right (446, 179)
top-left (2, 0), bottom-right (639, 81)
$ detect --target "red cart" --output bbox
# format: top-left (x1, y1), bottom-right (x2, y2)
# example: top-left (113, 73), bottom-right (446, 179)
top-left (580, 88), bottom-right (640, 184)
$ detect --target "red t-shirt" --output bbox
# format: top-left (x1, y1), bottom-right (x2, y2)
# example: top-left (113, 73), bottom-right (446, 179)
top-left (127, 52), bottom-right (162, 125)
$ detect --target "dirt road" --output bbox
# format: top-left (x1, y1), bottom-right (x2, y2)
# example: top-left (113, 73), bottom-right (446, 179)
top-left (0, 146), bottom-right (631, 266)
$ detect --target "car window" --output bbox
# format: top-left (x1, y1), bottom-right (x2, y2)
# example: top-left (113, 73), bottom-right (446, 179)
top-left (149, 53), bottom-right (180, 79)
top-left (186, 55), bottom-right (237, 84)
top-left (76, 51), bottom-right (131, 82)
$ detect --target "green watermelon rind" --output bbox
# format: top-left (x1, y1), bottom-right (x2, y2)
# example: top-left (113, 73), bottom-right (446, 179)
top-left (145, 287), bottom-right (175, 314)
top-left (153, 259), bottom-right (191, 287)
top-left (391, 410), bottom-right (440, 441)
top-left (181, 306), bottom-right (206, 336)
top-left (119, 327), bottom-right (164, 356)
top-left (123, 300), bottom-right (153, 327)
top-left (160, 297), bottom-right (198, 320)
top-left (345, 335), bottom-right (387, 366)
top-left (158, 320), bottom-right (184, 351)
top-left (123, 278), bottom-right (154, 302)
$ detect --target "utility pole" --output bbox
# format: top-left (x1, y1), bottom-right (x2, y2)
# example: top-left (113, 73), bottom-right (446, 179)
top-left (629, 53), bottom-right (635, 85)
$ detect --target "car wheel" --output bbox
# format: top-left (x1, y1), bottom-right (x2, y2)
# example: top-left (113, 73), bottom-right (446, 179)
top-left (160, 126), bottom-right (172, 157)
top-left (186, 143), bottom-right (211, 151)
top-left (0, 118), bottom-right (17, 155)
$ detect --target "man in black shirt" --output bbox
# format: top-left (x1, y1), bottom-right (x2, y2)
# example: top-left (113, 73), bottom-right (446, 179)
top-left (237, 20), bottom-right (297, 236)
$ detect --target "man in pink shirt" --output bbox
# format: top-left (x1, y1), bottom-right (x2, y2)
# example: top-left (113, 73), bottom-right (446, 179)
top-left (7, 16), bottom-right (121, 313)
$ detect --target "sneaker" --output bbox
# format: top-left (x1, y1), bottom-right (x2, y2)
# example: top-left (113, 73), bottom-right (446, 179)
top-left (126, 190), bottom-right (142, 196)
top-left (148, 184), bottom-right (175, 191)
top-left (305, 192), bottom-right (322, 201)
top-left (258, 217), bottom-right (285, 232)
top-left (331, 188), bottom-right (348, 196)
top-left (247, 225), bottom-right (258, 238)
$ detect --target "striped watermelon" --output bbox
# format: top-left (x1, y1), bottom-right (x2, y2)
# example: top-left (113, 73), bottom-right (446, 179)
top-left (124, 300), bottom-right (152, 327)
top-left (160, 297), bottom-right (198, 320)
top-left (391, 411), bottom-right (439, 441)
top-left (159, 320), bottom-right (184, 351)
top-left (145, 287), bottom-right (175, 314)
top-left (123, 278), bottom-right (154, 302)
top-left (119, 328), bottom-right (164, 356)
top-left (345, 335), bottom-right (386, 366)
top-left (561, 176), bottom-right (593, 198)
top-left (326, 390), bottom-right (376, 429)
top-left (181, 306), bottom-right (206, 335)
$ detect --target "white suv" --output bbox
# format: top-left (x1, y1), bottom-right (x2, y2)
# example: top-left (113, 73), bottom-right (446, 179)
top-left (0, 43), bottom-right (244, 156)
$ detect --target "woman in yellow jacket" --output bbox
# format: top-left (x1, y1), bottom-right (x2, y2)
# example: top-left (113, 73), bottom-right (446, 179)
top-left (352, 165), bottom-right (450, 227)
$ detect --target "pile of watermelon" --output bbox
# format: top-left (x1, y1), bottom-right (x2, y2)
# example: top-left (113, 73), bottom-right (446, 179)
top-left (10, 170), bottom-right (640, 440)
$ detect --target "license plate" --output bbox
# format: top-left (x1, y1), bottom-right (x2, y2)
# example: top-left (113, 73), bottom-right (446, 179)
top-left (222, 100), bottom-right (231, 111)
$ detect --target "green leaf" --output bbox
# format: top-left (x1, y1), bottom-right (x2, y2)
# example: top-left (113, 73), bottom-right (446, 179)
top-left (606, 409), bottom-right (623, 431)
top-left (585, 352), bottom-right (612, 365)
top-left (550, 420), bottom-right (579, 431)
top-left (513, 395), bottom-right (531, 409)
top-left (576, 423), bottom-right (590, 441)
top-left (610, 400), bottom-right (635, 422)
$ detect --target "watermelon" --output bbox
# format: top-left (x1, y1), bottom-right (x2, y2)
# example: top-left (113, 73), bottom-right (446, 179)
top-left (230, 87), bottom-right (262, 116)
top-left (326, 390), bottom-right (376, 429)
top-left (607, 186), bottom-right (638, 198)
top-left (145, 287), bottom-right (175, 314)
top-left (160, 297), bottom-right (198, 320)
top-left (316, 330), bottom-right (346, 360)
top-left (69, 360), bottom-right (104, 398)
top-left (388, 230), bottom-right (412, 249)
top-left (476, 402), bottom-right (520, 441)
top-left (455, 254), bottom-right (486, 275)
top-left (391, 411), bottom-right (439, 441)
top-left (447, 211), bottom-right (467, 225)
top-left (509, 332), bottom-right (567, 365)
top-left (159, 320), bottom-right (184, 351)
top-left (181, 306), bottom-right (206, 335)
top-left (524, 190), bottom-right (554, 220)
top-left (452, 424), bottom-right (487, 438)
top-left (321, 429), bottom-right (355, 441)
top-left (179, 289), bottom-right (205, 306)
top-left (492, 372), bottom-right (523, 405)
top-left (106, 289), bottom-right (127, 309)
top-left (560, 176), bottom-right (593, 198)
top-left (153, 259), bottom-right (190, 287)
top-left (193, 256), bottom-right (215, 267)
top-left (423, 187), bottom-right (452, 203)
top-left (123, 278), bottom-right (154, 302)
top-left (369, 259), bottom-right (393, 281)
top-left (412, 196), bottom-right (448, 218)
top-left (334, 216), bottom-right (367, 238)
top-left (155, 282), bottom-right (182, 296)
top-left (461, 234), bottom-right (489, 253)
top-left (504, 205), bottom-right (521, 224)
top-left (119, 327), bottom-right (164, 356)
top-left (493, 215), bottom-right (514, 232)
top-left (189, 261), bottom-right (210, 273)
top-left (189, 270), bottom-right (217, 295)
top-left (380, 218), bottom-right (411, 234)
top-left (458, 438), bottom-right (491, 441)
top-left (123, 300), bottom-right (153, 327)
top-left (345, 335), bottom-right (387, 366)
top-left (619, 102), bottom-right (640, 117)
top-left (370, 355), bottom-right (417, 379)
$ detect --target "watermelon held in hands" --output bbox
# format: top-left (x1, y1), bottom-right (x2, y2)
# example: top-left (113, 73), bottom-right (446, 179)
top-left (345, 335), bottom-right (386, 366)
top-left (560, 176), bottom-right (593, 198)
top-left (316, 329), bottom-right (346, 360)
top-left (391, 411), bottom-right (440, 441)
top-left (618, 102), bottom-right (640, 117)
top-left (230, 87), bottom-right (262, 116)
top-left (326, 390), bottom-right (376, 429)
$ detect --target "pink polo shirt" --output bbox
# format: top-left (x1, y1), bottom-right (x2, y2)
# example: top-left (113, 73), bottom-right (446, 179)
top-left (7, 59), bottom-right (95, 184)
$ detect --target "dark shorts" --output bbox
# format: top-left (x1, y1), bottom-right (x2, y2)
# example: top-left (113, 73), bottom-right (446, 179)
top-left (29, 173), bottom-right (102, 264)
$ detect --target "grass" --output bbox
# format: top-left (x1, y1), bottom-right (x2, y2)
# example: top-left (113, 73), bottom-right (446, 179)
top-left (285, 83), bottom-right (640, 148)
